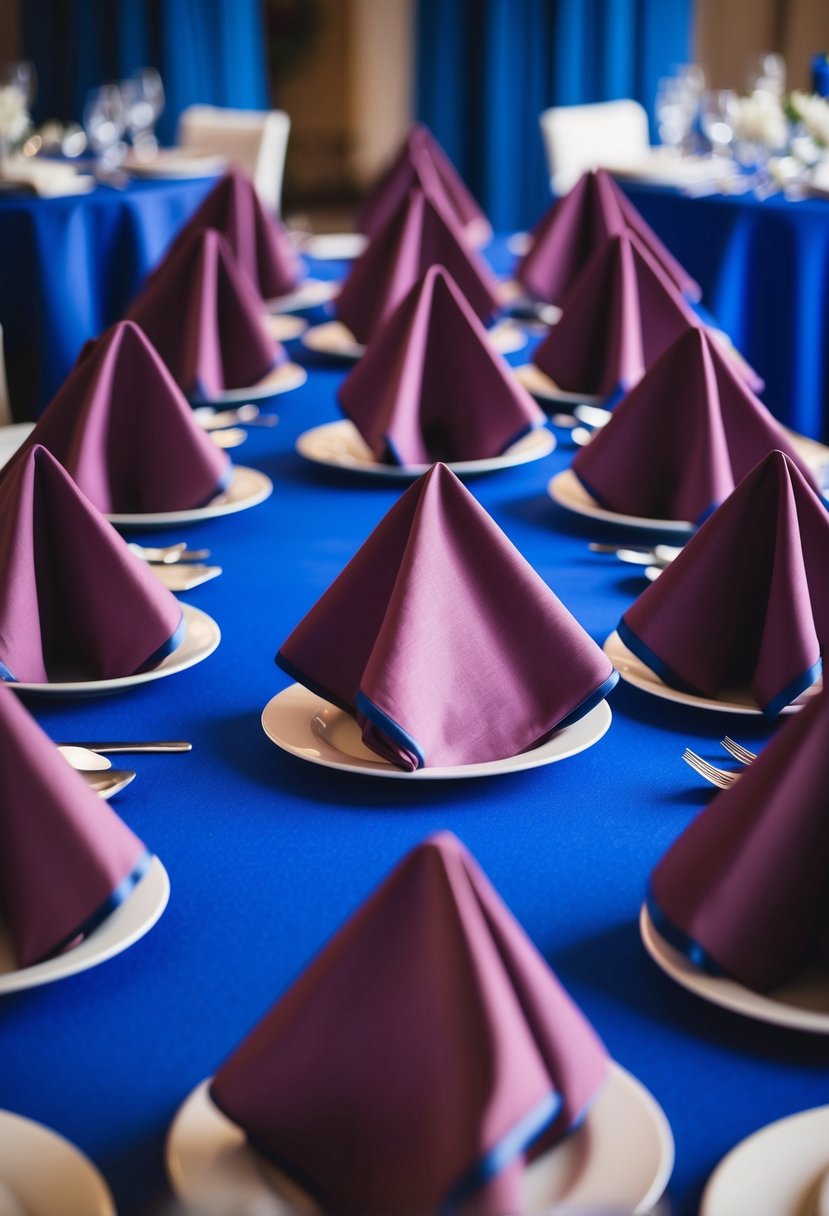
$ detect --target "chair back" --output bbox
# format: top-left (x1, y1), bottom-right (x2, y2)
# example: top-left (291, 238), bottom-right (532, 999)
top-left (177, 105), bottom-right (291, 215)
top-left (539, 99), bottom-right (650, 195)
top-left (0, 325), bottom-right (11, 426)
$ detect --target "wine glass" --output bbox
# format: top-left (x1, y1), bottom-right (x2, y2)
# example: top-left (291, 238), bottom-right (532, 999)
top-left (747, 52), bottom-right (786, 98)
top-left (0, 61), bottom-right (37, 107)
top-left (700, 90), bottom-right (739, 158)
top-left (655, 76), bottom-right (698, 156)
top-left (83, 84), bottom-right (127, 171)
top-left (122, 68), bottom-right (164, 161)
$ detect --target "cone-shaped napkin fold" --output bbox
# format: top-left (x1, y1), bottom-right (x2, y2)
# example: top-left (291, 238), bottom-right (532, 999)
top-left (337, 266), bottom-right (545, 464)
top-left (210, 831), bottom-right (610, 1214)
top-left (357, 123), bottom-right (492, 244)
top-left (277, 463), bottom-right (617, 769)
top-left (127, 226), bottom-right (283, 398)
top-left (0, 684), bottom-right (150, 968)
top-left (618, 450), bottom-right (829, 717)
top-left (0, 445), bottom-right (185, 683)
top-left (648, 687), bottom-right (829, 992)
top-left (337, 188), bottom-right (500, 346)
top-left (14, 321), bottom-right (230, 513)
top-left (518, 168), bottom-right (700, 305)
top-left (172, 166), bottom-right (303, 299)
top-left (532, 232), bottom-right (700, 400)
top-left (572, 327), bottom-right (819, 524)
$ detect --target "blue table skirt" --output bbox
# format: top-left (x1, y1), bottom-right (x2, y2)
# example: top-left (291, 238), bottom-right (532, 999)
top-left (0, 251), bottom-right (828, 1216)
top-left (619, 181), bottom-right (829, 443)
top-left (0, 177), bottom-right (214, 419)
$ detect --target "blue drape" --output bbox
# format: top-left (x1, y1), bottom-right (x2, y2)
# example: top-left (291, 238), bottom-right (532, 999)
top-left (22, 0), bottom-right (268, 145)
top-left (416, 0), bottom-right (694, 231)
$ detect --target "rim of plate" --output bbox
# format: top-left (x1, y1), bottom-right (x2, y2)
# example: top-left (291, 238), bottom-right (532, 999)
top-left (265, 277), bottom-right (340, 313)
top-left (189, 361), bottom-right (307, 405)
top-left (549, 469), bottom-right (696, 535)
top-left (0, 1110), bottom-right (116, 1215)
top-left (106, 465), bottom-right (272, 527)
top-left (514, 364), bottom-right (605, 407)
top-left (302, 319), bottom-right (527, 361)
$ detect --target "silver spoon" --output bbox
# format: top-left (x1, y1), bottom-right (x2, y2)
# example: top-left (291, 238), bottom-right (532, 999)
top-left (128, 542), bottom-right (211, 565)
top-left (80, 769), bottom-right (137, 799)
top-left (58, 745), bottom-right (111, 771)
top-left (193, 404), bottom-right (279, 430)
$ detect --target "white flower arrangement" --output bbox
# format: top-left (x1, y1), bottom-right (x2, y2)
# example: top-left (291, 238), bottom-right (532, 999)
top-left (0, 84), bottom-right (30, 145)
top-left (733, 89), bottom-right (788, 150)
top-left (788, 89), bottom-right (829, 147)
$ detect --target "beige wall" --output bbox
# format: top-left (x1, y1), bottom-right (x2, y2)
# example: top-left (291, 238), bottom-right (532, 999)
top-left (695, 0), bottom-right (829, 91)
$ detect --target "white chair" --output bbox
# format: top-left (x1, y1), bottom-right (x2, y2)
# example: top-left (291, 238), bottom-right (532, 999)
top-left (177, 105), bottom-right (291, 216)
top-left (539, 99), bottom-right (650, 195)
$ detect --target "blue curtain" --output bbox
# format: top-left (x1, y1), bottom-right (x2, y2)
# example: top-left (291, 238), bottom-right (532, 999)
top-left (22, 0), bottom-right (268, 144)
top-left (416, 0), bottom-right (694, 231)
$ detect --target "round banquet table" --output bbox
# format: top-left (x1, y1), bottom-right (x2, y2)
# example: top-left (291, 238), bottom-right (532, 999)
top-left (0, 249), bottom-right (828, 1216)
top-left (618, 179), bottom-right (829, 444)
top-left (0, 175), bottom-right (216, 420)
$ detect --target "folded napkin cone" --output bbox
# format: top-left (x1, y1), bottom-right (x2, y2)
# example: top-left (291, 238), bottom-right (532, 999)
top-left (127, 226), bottom-right (283, 398)
top-left (357, 123), bottom-right (492, 244)
top-left (0, 684), bottom-right (150, 968)
top-left (572, 326), bottom-right (818, 524)
top-left (518, 167), bottom-right (701, 305)
top-left (172, 166), bottom-right (303, 299)
top-left (0, 445), bottom-right (185, 683)
top-left (210, 831), bottom-right (610, 1215)
top-left (619, 450), bottom-right (829, 716)
top-left (277, 463), bottom-right (617, 769)
top-left (15, 320), bottom-right (230, 513)
top-left (337, 187), bottom-right (499, 346)
top-left (649, 687), bottom-right (829, 992)
top-left (338, 266), bottom-right (545, 464)
top-left (532, 231), bottom-right (699, 400)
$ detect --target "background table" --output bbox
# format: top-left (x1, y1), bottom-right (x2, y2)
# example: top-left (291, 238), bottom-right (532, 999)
top-left (0, 256), bottom-right (827, 1216)
top-left (619, 181), bottom-right (829, 443)
top-left (0, 176), bottom-right (215, 420)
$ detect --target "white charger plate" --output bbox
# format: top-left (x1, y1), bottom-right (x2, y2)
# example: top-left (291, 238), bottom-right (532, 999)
top-left (9, 602), bottom-right (219, 696)
top-left (189, 360), bottom-right (306, 405)
top-left (0, 855), bottom-right (169, 995)
top-left (261, 683), bottom-right (611, 779)
top-left (265, 278), bottom-right (339, 314)
top-left (700, 1104), bottom-right (829, 1216)
top-left (549, 469), bottom-right (696, 536)
top-left (604, 629), bottom-right (818, 716)
top-left (0, 1110), bottom-right (115, 1215)
top-left (515, 364), bottom-right (605, 408)
top-left (301, 318), bottom-right (527, 361)
top-left (640, 905), bottom-right (829, 1035)
top-left (296, 231), bottom-right (368, 261)
top-left (106, 465), bottom-right (272, 528)
top-left (166, 1062), bottom-right (672, 1214)
top-left (295, 419), bottom-right (556, 479)
top-left (124, 148), bottom-right (227, 178)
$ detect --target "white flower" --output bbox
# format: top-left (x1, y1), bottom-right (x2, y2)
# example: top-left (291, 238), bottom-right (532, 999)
top-left (0, 85), bottom-right (30, 143)
top-left (734, 90), bottom-right (788, 149)
top-left (789, 89), bottom-right (829, 146)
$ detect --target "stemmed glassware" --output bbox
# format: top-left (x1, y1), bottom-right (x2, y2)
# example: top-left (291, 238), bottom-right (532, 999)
top-left (700, 90), bottom-right (739, 158)
top-left (655, 73), bottom-right (701, 156)
top-left (121, 68), bottom-right (164, 162)
top-left (83, 84), bottom-right (127, 172)
top-left (0, 60), bottom-right (36, 163)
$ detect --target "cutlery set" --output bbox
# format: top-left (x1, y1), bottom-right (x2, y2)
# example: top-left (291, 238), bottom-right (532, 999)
top-left (57, 740), bottom-right (191, 798)
top-left (128, 540), bottom-right (222, 590)
top-left (682, 736), bottom-right (758, 788)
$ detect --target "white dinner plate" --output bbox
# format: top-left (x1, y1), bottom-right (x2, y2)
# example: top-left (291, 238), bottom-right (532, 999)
top-left (166, 1062), bottom-right (672, 1214)
top-left (0, 1110), bottom-right (115, 1215)
top-left (604, 630), bottom-right (818, 716)
top-left (106, 465), bottom-right (272, 527)
top-left (295, 419), bottom-right (556, 479)
top-left (296, 232), bottom-right (368, 261)
top-left (603, 150), bottom-right (731, 189)
top-left (261, 683), bottom-right (611, 779)
top-left (9, 603), bottom-right (220, 696)
top-left (264, 314), bottom-right (308, 343)
top-left (0, 855), bottom-right (169, 995)
top-left (549, 468), bottom-right (696, 536)
top-left (498, 279), bottom-right (562, 326)
top-left (265, 278), bottom-right (339, 314)
top-left (514, 364), bottom-right (605, 407)
top-left (124, 148), bottom-right (227, 178)
top-left (301, 318), bottom-right (527, 361)
top-left (189, 360), bottom-right (307, 405)
top-left (640, 905), bottom-right (829, 1036)
top-left (700, 1104), bottom-right (829, 1216)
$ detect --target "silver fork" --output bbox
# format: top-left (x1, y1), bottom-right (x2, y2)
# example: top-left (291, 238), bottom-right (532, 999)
top-left (720, 736), bottom-right (757, 766)
top-left (682, 748), bottom-right (741, 789)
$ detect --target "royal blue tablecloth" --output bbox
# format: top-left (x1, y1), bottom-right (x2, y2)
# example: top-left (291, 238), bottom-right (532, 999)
top-left (0, 176), bottom-right (215, 420)
top-left (0, 251), bottom-right (827, 1216)
top-left (620, 181), bottom-right (829, 443)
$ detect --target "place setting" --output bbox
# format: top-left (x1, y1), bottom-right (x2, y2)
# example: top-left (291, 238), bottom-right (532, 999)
top-left (0, 1109), bottom-right (115, 1216)
top-left (166, 832), bottom-right (673, 1214)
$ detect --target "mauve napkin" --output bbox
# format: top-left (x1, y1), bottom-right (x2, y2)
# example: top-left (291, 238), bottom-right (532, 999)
top-left (14, 320), bottom-right (230, 513)
top-left (172, 166), bottom-right (303, 299)
top-left (648, 686), bottom-right (829, 992)
top-left (127, 227), bottom-right (283, 398)
top-left (337, 187), bottom-right (500, 346)
top-left (210, 831), bottom-right (610, 1215)
top-left (533, 231), bottom-right (700, 400)
top-left (277, 463), bottom-right (617, 769)
top-left (0, 684), bottom-right (150, 968)
top-left (0, 445), bottom-right (185, 683)
top-left (572, 326), bottom-right (819, 524)
top-left (619, 450), bottom-right (829, 717)
top-left (338, 266), bottom-right (545, 464)
top-left (518, 168), bottom-right (701, 305)
top-left (357, 123), bottom-right (492, 244)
